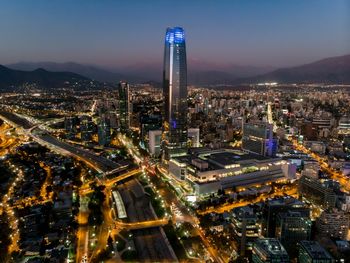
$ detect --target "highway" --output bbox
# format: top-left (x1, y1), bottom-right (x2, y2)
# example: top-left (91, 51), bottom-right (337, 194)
top-left (35, 132), bottom-right (122, 173)
top-left (0, 111), bottom-right (128, 175)
top-left (87, 174), bottom-right (177, 262)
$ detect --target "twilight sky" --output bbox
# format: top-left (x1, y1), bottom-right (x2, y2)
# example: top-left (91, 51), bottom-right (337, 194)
top-left (0, 0), bottom-right (349, 69)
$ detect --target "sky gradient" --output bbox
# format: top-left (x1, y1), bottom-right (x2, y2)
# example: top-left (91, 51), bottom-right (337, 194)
top-left (1, 0), bottom-right (349, 69)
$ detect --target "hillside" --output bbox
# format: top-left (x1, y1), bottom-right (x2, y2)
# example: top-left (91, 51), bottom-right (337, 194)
top-left (239, 54), bottom-right (350, 84)
top-left (0, 65), bottom-right (89, 90)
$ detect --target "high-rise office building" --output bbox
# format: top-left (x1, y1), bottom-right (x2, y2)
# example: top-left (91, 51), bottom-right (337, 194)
top-left (298, 241), bottom-right (334, 263)
top-left (187, 128), bottom-right (200, 148)
top-left (316, 208), bottom-right (350, 239)
top-left (80, 115), bottom-right (94, 143)
top-left (242, 122), bottom-right (277, 157)
top-left (231, 206), bottom-right (260, 256)
top-left (97, 117), bottom-right (111, 146)
top-left (149, 130), bottom-right (162, 157)
top-left (64, 116), bottom-right (78, 139)
top-left (140, 112), bottom-right (162, 148)
top-left (263, 197), bottom-right (310, 237)
top-left (162, 27), bottom-right (188, 161)
top-left (276, 211), bottom-right (312, 256)
top-left (118, 81), bottom-right (130, 132)
top-left (298, 175), bottom-right (337, 209)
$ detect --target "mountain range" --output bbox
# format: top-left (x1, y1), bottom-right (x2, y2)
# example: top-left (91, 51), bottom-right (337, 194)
top-left (238, 54), bottom-right (350, 84)
top-left (1, 54), bottom-right (350, 89)
top-left (0, 65), bottom-right (88, 90)
top-left (6, 61), bottom-right (274, 84)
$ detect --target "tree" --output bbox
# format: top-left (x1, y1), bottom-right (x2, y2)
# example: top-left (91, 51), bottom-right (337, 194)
top-left (107, 235), bottom-right (113, 251)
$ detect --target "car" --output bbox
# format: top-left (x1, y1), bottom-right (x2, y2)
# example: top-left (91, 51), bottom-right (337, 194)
top-left (81, 254), bottom-right (88, 263)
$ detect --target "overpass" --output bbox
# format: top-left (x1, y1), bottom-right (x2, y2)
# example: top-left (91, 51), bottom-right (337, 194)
top-left (114, 218), bottom-right (169, 231)
top-left (105, 168), bottom-right (141, 186)
top-left (79, 168), bottom-right (141, 195)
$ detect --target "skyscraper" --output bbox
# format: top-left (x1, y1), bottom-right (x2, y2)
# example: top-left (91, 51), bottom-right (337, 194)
top-left (118, 81), bottom-right (130, 132)
top-left (162, 27), bottom-right (188, 161)
top-left (276, 211), bottom-right (312, 256)
top-left (80, 115), bottom-right (94, 143)
top-left (231, 206), bottom-right (260, 256)
top-left (242, 121), bottom-right (277, 157)
top-left (97, 116), bottom-right (111, 146)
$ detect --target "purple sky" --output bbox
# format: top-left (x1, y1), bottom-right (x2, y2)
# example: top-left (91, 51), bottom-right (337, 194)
top-left (1, 0), bottom-right (349, 69)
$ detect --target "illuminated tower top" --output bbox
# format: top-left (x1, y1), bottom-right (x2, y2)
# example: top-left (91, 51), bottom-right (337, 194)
top-left (165, 27), bottom-right (185, 44)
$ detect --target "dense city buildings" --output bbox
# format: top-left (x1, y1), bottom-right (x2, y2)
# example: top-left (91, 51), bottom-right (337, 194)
top-left (162, 27), bottom-right (188, 161)
top-left (3, 82), bottom-right (350, 262)
top-left (0, 2), bottom-right (350, 261)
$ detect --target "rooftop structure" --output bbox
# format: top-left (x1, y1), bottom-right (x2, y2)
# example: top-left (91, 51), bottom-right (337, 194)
top-left (298, 241), bottom-right (334, 263)
top-left (169, 148), bottom-right (294, 196)
top-left (252, 238), bottom-right (289, 263)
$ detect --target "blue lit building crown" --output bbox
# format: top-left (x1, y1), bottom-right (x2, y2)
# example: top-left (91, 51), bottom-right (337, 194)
top-left (165, 27), bottom-right (185, 44)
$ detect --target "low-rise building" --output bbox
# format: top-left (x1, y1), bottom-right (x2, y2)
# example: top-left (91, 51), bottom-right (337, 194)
top-left (252, 238), bottom-right (289, 263)
top-left (169, 148), bottom-right (296, 196)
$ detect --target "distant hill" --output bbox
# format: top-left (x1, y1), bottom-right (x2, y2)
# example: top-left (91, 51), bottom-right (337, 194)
top-left (0, 65), bottom-right (89, 90)
top-left (7, 61), bottom-right (274, 85)
top-left (5, 54), bottom-right (350, 86)
top-left (114, 60), bottom-right (274, 84)
top-left (6, 62), bottom-right (142, 83)
top-left (239, 54), bottom-right (350, 84)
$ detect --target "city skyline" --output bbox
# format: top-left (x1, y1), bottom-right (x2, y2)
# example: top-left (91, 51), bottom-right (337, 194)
top-left (1, 1), bottom-right (350, 263)
top-left (1, 0), bottom-right (349, 70)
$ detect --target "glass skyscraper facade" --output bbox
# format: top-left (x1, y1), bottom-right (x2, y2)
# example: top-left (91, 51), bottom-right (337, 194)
top-left (118, 81), bottom-right (130, 132)
top-left (162, 27), bottom-right (188, 161)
